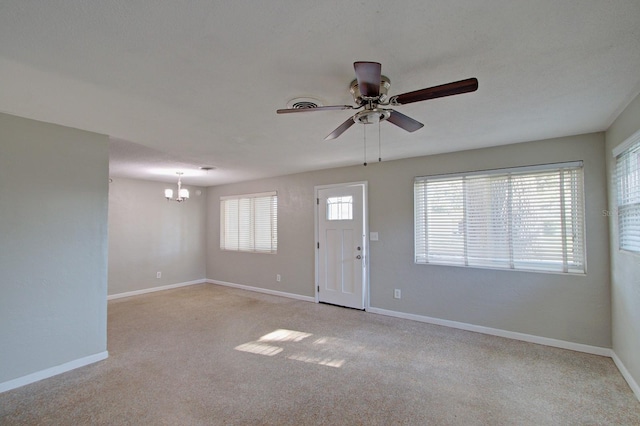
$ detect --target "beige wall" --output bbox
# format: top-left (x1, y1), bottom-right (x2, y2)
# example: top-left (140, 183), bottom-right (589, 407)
top-left (0, 113), bottom-right (109, 383)
top-left (108, 177), bottom-right (207, 295)
top-left (207, 133), bottom-right (611, 347)
top-left (605, 92), bottom-right (640, 389)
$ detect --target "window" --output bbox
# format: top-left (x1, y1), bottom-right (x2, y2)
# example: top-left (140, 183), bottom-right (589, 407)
top-left (220, 192), bottom-right (277, 253)
top-left (414, 162), bottom-right (585, 273)
top-left (326, 196), bottom-right (353, 221)
top-left (614, 133), bottom-right (640, 253)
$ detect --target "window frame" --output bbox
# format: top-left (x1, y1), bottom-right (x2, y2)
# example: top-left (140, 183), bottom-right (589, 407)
top-left (220, 191), bottom-right (278, 254)
top-left (414, 161), bottom-right (586, 274)
top-left (613, 129), bottom-right (640, 255)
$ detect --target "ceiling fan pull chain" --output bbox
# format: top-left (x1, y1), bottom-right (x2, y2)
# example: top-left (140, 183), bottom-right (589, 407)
top-left (363, 124), bottom-right (367, 166)
top-left (378, 120), bottom-right (382, 162)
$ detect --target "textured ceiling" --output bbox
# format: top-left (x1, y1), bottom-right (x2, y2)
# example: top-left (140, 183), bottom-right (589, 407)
top-left (1, 1), bottom-right (639, 186)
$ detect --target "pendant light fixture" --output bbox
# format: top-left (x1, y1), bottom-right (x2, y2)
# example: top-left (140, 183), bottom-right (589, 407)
top-left (164, 172), bottom-right (189, 202)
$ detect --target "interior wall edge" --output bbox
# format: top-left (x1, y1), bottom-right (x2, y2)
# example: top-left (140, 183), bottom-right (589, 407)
top-left (206, 279), bottom-right (315, 303)
top-left (612, 352), bottom-right (640, 402)
top-left (107, 279), bottom-right (207, 300)
top-left (366, 307), bottom-right (612, 356)
top-left (0, 351), bottom-right (108, 394)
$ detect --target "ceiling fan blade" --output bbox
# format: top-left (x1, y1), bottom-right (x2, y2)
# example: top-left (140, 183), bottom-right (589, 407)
top-left (387, 110), bottom-right (424, 132)
top-left (325, 117), bottom-right (356, 140)
top-left (354, 61), bottom-right (382, 98)
top-left (277, 105), bottom-right (353, 114)
top-left (392, 78), bottom-right (478, 105)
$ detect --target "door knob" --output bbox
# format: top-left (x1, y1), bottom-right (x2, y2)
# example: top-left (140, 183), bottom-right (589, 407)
top-left (356, 255), bottom-right (362, 259)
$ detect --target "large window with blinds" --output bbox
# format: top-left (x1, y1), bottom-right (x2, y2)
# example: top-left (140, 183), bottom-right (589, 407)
top-left (220, 192), bottom-right (277, 253)
top-left (615, 133), bottom-right (640, 253)
top-left (414, 162), bottom-right (585, 273)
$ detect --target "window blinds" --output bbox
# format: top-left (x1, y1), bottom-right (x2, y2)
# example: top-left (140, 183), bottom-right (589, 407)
top-left (220, 192), bottom-right (278, 253)
top-left (414, 162), bottom-right (585, 273)
top-left (615, 137), bottom-right (640, 253)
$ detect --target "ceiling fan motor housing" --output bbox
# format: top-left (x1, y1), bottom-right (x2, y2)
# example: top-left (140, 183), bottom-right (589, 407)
top-left (350, 75), bottom-right (391, 105)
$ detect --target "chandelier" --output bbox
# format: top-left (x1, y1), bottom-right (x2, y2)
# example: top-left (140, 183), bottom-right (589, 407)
top-left (164, 172), bottom-right (189, 202)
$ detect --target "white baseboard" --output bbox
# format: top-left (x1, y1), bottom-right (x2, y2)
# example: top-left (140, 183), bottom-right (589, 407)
top-left (367, 306), bottom-right (613, 357)
top-left (107, 279), bottom-right (206, 300)
top-left (207, 279), bottom-right (315, 303)
top-left (0, 351), bottom-right (108, 394)
top-left (612, 352), bottom-right (640, 402)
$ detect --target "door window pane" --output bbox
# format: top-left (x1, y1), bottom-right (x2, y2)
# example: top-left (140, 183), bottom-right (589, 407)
top-left (327, 196), bottom-right (353, 221)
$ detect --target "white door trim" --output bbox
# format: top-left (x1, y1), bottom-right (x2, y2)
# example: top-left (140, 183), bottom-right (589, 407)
top-left (314, 181), bottom-right (369, 310)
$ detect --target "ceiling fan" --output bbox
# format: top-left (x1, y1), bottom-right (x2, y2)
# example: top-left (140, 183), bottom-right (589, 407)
top-left (277, 61), bottom-right (478, 140)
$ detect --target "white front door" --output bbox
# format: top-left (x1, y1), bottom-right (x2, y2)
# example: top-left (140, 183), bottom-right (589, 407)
top-left (316, 183), bottom-right (366, 310)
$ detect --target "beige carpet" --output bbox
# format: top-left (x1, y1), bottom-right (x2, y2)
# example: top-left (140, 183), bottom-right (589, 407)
top-left (1, 283), bottom-right (639, 425)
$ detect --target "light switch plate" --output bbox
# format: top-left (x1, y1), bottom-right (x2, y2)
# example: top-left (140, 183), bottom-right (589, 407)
top-left (370, 232), bottom-right (379, 241)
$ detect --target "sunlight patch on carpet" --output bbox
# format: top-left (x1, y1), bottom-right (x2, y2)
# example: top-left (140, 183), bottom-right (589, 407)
top-left (234, 329), bottom-right (347, 368)
top-left (234, 342), bottom-right (283, 356)
top-left (259, 329), bottom-right (312, 343)
top-left (287, 353), bottom-right (345, 368)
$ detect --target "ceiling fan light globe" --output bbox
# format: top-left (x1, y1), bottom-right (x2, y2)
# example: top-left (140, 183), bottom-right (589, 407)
top-left (353, 108), bottom-right (391, 125)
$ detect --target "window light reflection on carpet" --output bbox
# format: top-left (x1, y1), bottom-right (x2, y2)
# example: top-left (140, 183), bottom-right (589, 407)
top-left (234, 329), bottom-right (346, 368)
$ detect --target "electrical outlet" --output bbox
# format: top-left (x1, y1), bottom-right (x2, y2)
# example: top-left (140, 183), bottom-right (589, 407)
top-left (157, 271), bottom-right (162, 279)
top-left (394, 289), bottom-right (401, 299)
top-left (276, 274), bottom-right (281, 282)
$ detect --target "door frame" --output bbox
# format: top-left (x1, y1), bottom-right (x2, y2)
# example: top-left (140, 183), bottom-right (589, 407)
top-left (314, 181), bottom-right (369, 310)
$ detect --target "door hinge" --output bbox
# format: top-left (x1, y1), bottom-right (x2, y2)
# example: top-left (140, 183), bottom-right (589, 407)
top-left (317, 198), bottom-right (320, 205)
top-left (317, 242), bottom-right (320, 249)
top-left (317, 285), bottom-right (320, 292)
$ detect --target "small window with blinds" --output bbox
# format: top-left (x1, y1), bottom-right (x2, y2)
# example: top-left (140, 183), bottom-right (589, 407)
top-left (414, 162), bottom-right (585, 274)
top-left (615, 133), bottom-right (640, 253)
top-left (220, 192), bottom-right (277, 253)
